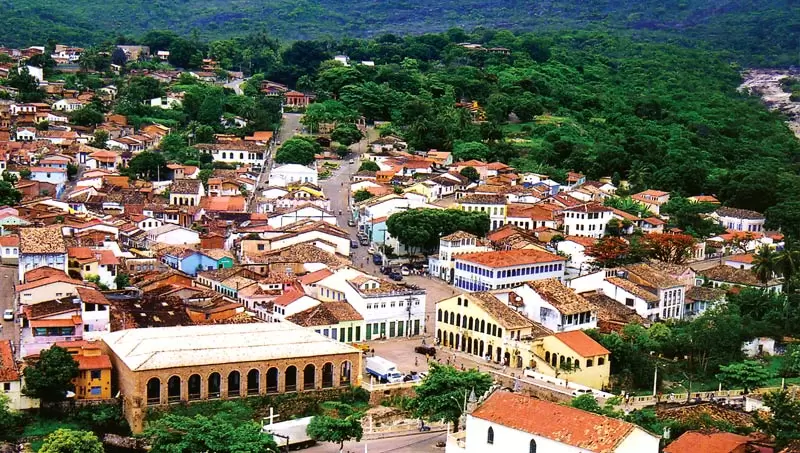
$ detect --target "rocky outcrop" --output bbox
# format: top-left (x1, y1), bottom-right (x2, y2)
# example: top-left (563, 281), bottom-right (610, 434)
top-left (740, 69), bottom-right (800, 139)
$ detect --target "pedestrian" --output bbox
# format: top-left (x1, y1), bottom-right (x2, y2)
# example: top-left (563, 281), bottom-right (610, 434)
top-left (460, 363), bottom-right (465, 371)
top-left (415, 357), bottom-right (418, 367)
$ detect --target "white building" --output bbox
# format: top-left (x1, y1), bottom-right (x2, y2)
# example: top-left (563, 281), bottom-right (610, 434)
top-left (196, 143), bottom-right (266, 168)
top-left (145, 224), bottom-right (200, 247)
top-left (148, 96), bottom-right (182, 109)
top-left (429, 231), bottom-right (492, 283)
top-left (562, 203), bottom-right (613, 238)
top-left (447, 390), bottom-right (659, 453)
top-left (314, 268), bottom-right (426, 340)
top-left (501, 279), bottom-right (597, 333)
top-left (268, 163), bottom-right (318, 187)
top-left (453, 249), bottom-right (565, 292)
top-left (557, 236), bottom-right (596, 271)
top-left (52, 98), bottom-right (86, 112)
top-left (76, 287), bottom-right (111, 340)
top-left (458, 194), bottom-right (507, 231)
top-left (601, 263), bottom-right (685, 321)
top-left (0, 340), bottom-right (40, 410)
top-left (713, 207), bottom-right (766, 233)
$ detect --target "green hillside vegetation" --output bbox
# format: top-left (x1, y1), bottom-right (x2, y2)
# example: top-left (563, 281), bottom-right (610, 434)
top-left (256, 30), bottom-right (797, 214)
top-left (0, 0), bottom-right (798, 66)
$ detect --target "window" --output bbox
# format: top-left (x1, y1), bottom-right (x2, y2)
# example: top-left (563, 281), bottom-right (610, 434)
top-left (487, 427), bottom-right (494, 444)
top-left (598, 357), bottom-right (605, 366)
top-left (90, 370), bottom-right (101, 380)
top-left (530, 439), bottom-right (537, 453)
top-left (257, 244), bottom-right (265, 251)
top-left (90, 386), bottom-right (101, 396)
top-left (3, 383), bottom-right (10, 392)
top-left (586, 359), bottom-right (594, 367)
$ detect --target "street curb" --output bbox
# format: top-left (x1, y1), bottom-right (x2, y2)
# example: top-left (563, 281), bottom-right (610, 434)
top-left (362, 426), bottom-right (447, 441)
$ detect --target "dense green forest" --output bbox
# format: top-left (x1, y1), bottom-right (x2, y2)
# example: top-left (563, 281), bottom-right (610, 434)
top-left (238, 30), bottom-right (797, 215)
top-left (0, 0), bottom-right (798, 66)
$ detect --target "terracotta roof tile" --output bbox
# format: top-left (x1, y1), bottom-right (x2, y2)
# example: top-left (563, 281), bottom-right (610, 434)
top-left (76, 287), bottom-right (110, 305)
top-left (19, 227), bottom-right (66, 254)
top-left (529, 279), bottom-right (593, 315)
top-left (605, 277), bottom-right (660, 303)
top-left (286, 301), bottom-right (363, 326)
top-left (456, 292), bottom-right (538, 331)
top-left (715, 207), bottom-right (764, 220)
top-left (0, 340), bottom-right (20, 381)
top-left (458, 249), bottom-right (563, 268)
top-left (554, 330), bottom-right (609, 357)
top-left (74, 354), bottom-right (112, 371)
top-left (471, 391), bottom-right (639, 451)
top-left (698, 265), bottom-right (776, 287)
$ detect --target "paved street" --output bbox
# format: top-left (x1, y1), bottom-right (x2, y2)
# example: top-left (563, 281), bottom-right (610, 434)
top-left (0, 266), bottom-right (18, 348)
top-left (248, 113), bottom-right (303, 211)
top-left (304, 430), bottom-right (446, 453)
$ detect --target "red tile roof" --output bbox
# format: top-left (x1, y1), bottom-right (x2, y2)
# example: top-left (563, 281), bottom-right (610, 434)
top-left (0, 340), bottom-right (20, 381)
top-left (664, 431), bottom-right (750, 453)
top-left (0, 235), bottom-right (19, 247)
top-left (272, 289), bottom-right (306, 307)
top-left (726, 254), bottom-right (754, 264)
top-left (458, 249), bottom-right (563, 268)
top-left (76, 287), bottom-right (110, 305)
top-left (30, 317), bottom-right (81, 328)
top-left (299, 269), bottom-right (334, 285)
top-left (554, 330), bottom-right (609, 357)
top-left (74, 354), bottom-right (112, 371)
top-left (472, 391), bottom-right (638, 451)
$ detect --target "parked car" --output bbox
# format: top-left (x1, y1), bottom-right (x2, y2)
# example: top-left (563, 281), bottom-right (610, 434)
top-left (415, 345), bottom-right (436, 356)
top-left (349, 159), bottom-right (355, 164)
top-left (359, 237), bottom-right (370, 246)
top-left (347, 219), bottom-right (356, 227)
top-left (350, 239), bottom-right (359, 249)
top-left (374, 255), bottom-right (384, 266)
top-left (3, 309), bottom-right (13, 321)
top-left (400, 266), bottom-right (410, 276)
top-left (389, 272), bottom-right (403, 281)
top-left (380, 266), bottom-right (392, 274)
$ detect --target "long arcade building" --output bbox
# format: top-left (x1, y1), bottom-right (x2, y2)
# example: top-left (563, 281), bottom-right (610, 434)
top-left (102, 322), bottom-right (362, 433)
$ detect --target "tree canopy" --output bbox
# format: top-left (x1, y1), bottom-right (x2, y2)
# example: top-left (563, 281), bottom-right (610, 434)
top-left (38, 429), bottom-right (104, 453)
top-left (274, 136), bottom-right (319, 166)
top-left (22, 346), bottom-right (79, 402)
top-left (386, 209), bottom-right (490, 255)
top-left (306, 402), bottom-right (363, 452)
top-left (413, 363), bottom-right (493, 431)
top-left (143, 402), bottom-right (278, 453)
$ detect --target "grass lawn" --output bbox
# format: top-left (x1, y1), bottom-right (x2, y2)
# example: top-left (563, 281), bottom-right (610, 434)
top-left (22, 416), bottom-right (84, 451)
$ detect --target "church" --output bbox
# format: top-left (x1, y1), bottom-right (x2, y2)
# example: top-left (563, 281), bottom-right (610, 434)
top-left (102, 322), bottom-right (362, 433)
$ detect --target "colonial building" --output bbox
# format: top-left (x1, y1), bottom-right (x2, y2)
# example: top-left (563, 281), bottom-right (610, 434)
top-left (562, 203), bottom-right (613, 238)
top-left (102, 323), bottom-right (362, 433)
top-left (428, 231), bottom-right (492, 283)
top-left (712, 207), bottom-right (766, 233)
top-left (453, 249), bottom-right (565, 291)
top-left (18, 227), bottom-right (68, 282)
top-left (447, 391), bottom-right (660, 453)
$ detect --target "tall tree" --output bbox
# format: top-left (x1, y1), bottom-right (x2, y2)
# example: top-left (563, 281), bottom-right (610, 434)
top-left (274, 137), bottom-right (319, 165)
top-left (22, 346), bottom-right (79, 402)
top-left (330, 123), bottom-right (363, 147)
top-left (0, 181), bottom-right (22, 206)
top-left (755, 391), bottom-right (800, 450)
top-left (413, 364), bottom-right (492, 431)
top-left (752, 245), bottom-right (779, 285)
top-left (641, 233), bottom-right (695, 264)
top-left (306, 402), bottom-right (364, 453)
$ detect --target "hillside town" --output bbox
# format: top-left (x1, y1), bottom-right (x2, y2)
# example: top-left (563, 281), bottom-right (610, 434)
top-left (0, 38), bottom-right (799, 453)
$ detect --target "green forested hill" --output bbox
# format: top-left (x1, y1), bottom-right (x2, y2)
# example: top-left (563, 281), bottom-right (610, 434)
top-left (0, 0), bottom-right (798, 66)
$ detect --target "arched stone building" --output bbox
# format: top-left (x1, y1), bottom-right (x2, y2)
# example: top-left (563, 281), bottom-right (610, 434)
top-left (102, 322), bottom-right (362, 433)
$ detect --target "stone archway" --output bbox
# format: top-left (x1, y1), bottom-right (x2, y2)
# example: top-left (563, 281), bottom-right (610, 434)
top-left (303, 364), bottom-right (316, 390)
top-left (322, 363), bottom-right (335, 388)
top-left (228, 370), bottom-right (241, 397)
top-left (247, 369), bottom-right (260, 395)
top-left (167, 376), bottom-right (181, 403)
top-left (266, 368), bottom-right (279, 393)
top-left (208, 373), bottom-right (221, 399)
top-left (285, 366), bottom-right (297, 392)
top-left (188, 374), bottom-right (201, 401)
top-left (146, 377), bottom-right (160, 405)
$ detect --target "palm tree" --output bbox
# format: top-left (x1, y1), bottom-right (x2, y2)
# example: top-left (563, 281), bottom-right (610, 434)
top-left (776, 240), bottom-right (800, 283)
top-left (752, 245), bottom-right (779, 285)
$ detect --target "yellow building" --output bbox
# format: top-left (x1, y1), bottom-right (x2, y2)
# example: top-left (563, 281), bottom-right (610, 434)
top-left (404, 181), bottom-right (436, 202)
top-left (533, 331), bottom-right (610, 390)
top-left (56, 340), bottom-right (113, 400)
top-left (436, 292), bottom-right (611, 390)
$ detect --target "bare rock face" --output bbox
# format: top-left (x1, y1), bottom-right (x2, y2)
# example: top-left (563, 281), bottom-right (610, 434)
top-left (103, 433), bottom-right (148, 451)
top-left (740, 69), bottom-right (800, 139)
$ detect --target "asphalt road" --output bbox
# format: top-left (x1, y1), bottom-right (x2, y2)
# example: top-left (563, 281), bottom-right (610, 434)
top-left (303, 430), bottom-right (446, 453)
top-left (0, 266), bottom-right (18, 348)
